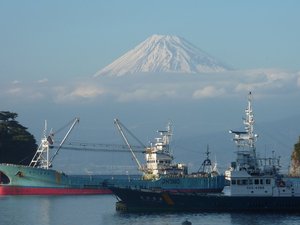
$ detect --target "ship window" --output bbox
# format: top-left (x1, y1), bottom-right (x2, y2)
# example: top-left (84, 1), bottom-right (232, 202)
top-left (231, 179), bottom-right (236, 185)
top-left (0, 171), bottom-right (10, 184)
top-left (266, 179), bottom-right (271, 185)
top-left (242, 180), bottom-right (248, 185)
top-left (237, 180), bottom-right (241, 185)
top-left (254, 179), bottom-right (259, 185)
top-left (260, 179), bottom-right (263, 185)
top-left (249, 179), bottom-right (253, 185)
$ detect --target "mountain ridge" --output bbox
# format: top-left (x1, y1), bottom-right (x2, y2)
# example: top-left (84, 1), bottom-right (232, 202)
top-left (94, 34), bottom-right (231, 77)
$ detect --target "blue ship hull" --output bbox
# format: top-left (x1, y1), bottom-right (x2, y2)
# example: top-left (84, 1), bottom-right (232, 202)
top-left (108, 175), bottom-right (225, 193)
top-left (0, 163), bottom-right (129, 195)
top-left (111, 187), bottom-right (300, 212)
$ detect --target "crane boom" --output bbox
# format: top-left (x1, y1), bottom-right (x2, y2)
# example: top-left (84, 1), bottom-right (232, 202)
top-left (59, 142), bottom-right (144, 153)
top-left (49, 117), bottom-right (80, 165)
top-left (29, 117), bottom-right (79, 169)
top-left (114, 118), bottom-right (143, 171)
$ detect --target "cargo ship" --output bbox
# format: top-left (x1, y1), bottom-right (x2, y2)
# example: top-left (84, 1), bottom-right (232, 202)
top-left (110, 92), bottom-right (300, 212)
top-left (0, 118), bottom-right (115, 195)
top-left (106, 119), bottom-right (225, 198)
top-left (0, 164), bottom-right (115, 195)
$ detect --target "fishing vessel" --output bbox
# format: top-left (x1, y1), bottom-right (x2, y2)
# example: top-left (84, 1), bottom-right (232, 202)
top-left (106, 119), bottom-right (225, 199)
top-left (0, 118), bottom-right (114, 195)
top-left (110, 92), bottom-right (300, 212)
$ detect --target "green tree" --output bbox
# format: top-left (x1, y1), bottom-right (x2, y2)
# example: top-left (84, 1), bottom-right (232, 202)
top-left (0, 111), bottom-right (37, 165)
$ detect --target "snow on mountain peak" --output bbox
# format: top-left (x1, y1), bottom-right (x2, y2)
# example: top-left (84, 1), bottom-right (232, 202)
top-left (94, 34), bottom-right (230, 77)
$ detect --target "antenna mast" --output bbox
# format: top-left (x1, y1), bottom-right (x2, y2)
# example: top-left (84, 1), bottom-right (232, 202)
top-left (229, 92), bottom-right (259, 172)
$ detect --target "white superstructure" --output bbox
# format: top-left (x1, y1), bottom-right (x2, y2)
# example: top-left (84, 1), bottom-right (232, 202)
top-left (144, 123), bottom-right (187, 179)
top-left (227, 92), bottom-right (300, 197)
top-left (114, 119), bottom-right (188, 180)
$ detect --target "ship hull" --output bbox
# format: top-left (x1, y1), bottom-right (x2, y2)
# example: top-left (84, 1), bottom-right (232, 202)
top-left (111, 187), bottom-right (300, 212)
top-left (0, 163), bottom-right (117, 195)
top-left (108, 175), bottom-right (225, 193)
top-left (0, 185), bottom-right (111, 195)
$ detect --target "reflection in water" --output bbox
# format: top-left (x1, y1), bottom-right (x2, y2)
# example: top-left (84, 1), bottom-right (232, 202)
top-left (230, 212), bottom-right (300, 225)
top-left (40, 198), bottom-right (51, 225)
top-left (1, 195), bottom-right (300, 225)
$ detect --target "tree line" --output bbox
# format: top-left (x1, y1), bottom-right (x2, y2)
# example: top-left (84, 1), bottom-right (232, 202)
top-left (0, 111), bottom-right (37, 165)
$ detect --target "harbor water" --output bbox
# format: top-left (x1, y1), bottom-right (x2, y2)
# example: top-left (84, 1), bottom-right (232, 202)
top-left (1, 195), bottom-right (300, 225)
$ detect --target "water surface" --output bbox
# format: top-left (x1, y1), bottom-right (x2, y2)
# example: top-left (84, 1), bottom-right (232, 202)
top-left (1, 195), bottom-right (300, 225)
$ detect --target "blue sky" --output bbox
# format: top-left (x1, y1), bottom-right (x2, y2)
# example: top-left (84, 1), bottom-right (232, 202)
top-left (1, 0), bottom-right (300, 82)
top-left (1, 1), bottom-right (300, 171)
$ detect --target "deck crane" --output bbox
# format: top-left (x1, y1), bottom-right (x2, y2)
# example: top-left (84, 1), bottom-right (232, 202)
top-left (29, 117), bottom-right (79, 169)
top-left (59, 142), bottom-right (144, 153)
top-left (114, 118), bottom-right (146, 172)
top-left (29, 118), bottom-right (145, 170)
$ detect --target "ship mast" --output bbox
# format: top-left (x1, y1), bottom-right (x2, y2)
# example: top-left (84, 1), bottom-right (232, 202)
top-left (244, 92), bottom-right (256, 148)
top-left (198, 145), bottom-right (212, 174)
top-left (229, 92), bottom-right (259, 173)
top-left (29, 121), bottom-right (52, 168)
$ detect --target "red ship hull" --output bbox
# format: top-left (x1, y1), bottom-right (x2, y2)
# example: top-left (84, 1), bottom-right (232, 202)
top-left (0, 186), bottom-right (112, 195)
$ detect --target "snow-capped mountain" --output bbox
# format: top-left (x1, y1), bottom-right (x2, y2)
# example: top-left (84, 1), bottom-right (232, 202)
top-left (94, 34), bottom-right (230, 77)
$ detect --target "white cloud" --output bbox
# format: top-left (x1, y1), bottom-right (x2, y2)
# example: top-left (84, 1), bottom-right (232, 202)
top-left (233, 69), bottom-right (298, 94)
top-left (53, 84), bottom-right (106, 103)
top-left (12, 80), bottom-right (21, 84)
top-left (297, 72), bottom-right (300, 87)
top-left (2, 68), bottom-right (300, 104)
top-left (5, 86), bottom-right (44, 101)
top-left (193, 86), bottom-right (225, 99)
top-left (70, 85), bottom-right (105, 98)
top-left (117, 88), bottom-right (176, 102)
top-left (49, 68), bottom-right (300, 103)
top-left (7, 87), bottom-right (22, 95)
top-left (37, 78), bottom-right (49, 83)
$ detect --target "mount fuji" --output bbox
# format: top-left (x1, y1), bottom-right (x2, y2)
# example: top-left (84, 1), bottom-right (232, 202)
top-left (94, 34), bottom-right (231, 77)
